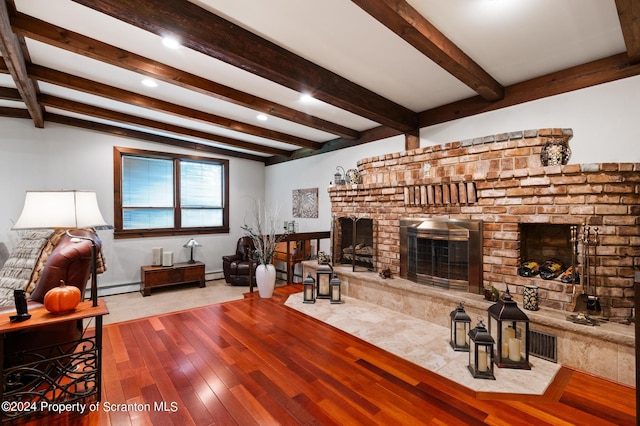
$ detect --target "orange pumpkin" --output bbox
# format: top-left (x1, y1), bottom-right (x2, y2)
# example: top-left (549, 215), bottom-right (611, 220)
top-left (44, 280), bottom-right (82, 314)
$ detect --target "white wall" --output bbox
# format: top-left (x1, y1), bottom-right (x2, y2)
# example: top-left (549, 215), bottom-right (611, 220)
top-left (0, 118), bottom-right (265, 293)
top-left (420, 74), bottom-right (640, 164)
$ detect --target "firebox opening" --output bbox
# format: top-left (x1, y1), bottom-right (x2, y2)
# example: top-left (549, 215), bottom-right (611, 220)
top-left (519, 224), bottom-right (574, 269)
top-left (339, 217), bottom-right (374, 271)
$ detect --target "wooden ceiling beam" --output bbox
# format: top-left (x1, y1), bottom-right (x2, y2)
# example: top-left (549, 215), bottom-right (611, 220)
top-left (39, 94), bottom-right (292, 157)
top-left (352, 0), bottom-right (504, 101)
top-left (615, 0), bottom-right (640, 64)
top-left (11, 13), bottom-right (359, 140)
top-left (419, 53), bottom-right (640, 127)
top-left (0, 85), bottom-right (20, 100)
top-left (29, 64), bottom-right (323, 150)
top-left (70, 0), bottom-right (418, 132)
top-left (0, 105), bottom-right (30, 119)
top-left (45, 113), bottom-right (268, 163)
top-left (0, 0), bottom-right (43, 127)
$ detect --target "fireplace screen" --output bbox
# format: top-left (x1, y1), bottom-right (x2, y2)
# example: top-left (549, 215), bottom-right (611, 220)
top-left (400, 218), bottom-right (482, 293)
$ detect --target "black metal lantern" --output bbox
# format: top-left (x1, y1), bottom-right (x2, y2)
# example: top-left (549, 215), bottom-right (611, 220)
top-left (334, 166), bottom-right (346, 185)
top-left (303, 273), bottom-right (316, 304)
top-left (450, 302), bottom-right (471, 351)
top-left (487, 287), bottom-right (530, 369)
top-left (468, 319), bottom-right (495, 380)
top-left (316, 264), bottom-right (333, 299)
top-left (330, 273), bottom-right (342, 304)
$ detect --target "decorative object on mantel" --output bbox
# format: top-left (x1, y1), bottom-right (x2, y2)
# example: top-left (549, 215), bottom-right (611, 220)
top-left (333, 166), bottom-right (346, 186)
top-left (467, 318), bottom-right (495, 380)
top-left (345, 168), bottom-right (361, 185)
top-left (303, 273), bottom-right (316, 304)
top-left (540, 138), bottom-right (571, 166)
top-left (566, 312), bottom-right (600, 326)
top-left (450, 302), bottom-right (471, 352)
top-left (183, 238), bottom-right (201, 264)
top-left (522, 285), bottom-right (539, 311)
top-left (488, 287), bottom-right (531, 369)
top-left (242, 199), bottom-right (290, 298)
top-left (317, 251), bottom-right (330, 265)
top-left (379, 267), bottom-right (392, 279)
top-left (483, 285), bottom-right (500, 302)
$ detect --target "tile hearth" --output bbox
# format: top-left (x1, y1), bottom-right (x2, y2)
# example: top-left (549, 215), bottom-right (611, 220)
top-left (285, 292), bottom-right (561, 394)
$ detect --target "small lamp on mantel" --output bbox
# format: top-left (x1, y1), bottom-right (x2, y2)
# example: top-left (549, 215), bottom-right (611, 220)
top-left (12, 190), bottom-right (109, 307)
top-left (183, 238), bottom-right (202, 264)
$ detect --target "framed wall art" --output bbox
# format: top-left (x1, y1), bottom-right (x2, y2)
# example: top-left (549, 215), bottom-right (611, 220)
top-left (292, 188), bottom-right (318, 218)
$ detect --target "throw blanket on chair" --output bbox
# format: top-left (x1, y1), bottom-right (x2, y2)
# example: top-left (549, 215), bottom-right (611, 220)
top-left (0, 230), bottom-right (54, 307)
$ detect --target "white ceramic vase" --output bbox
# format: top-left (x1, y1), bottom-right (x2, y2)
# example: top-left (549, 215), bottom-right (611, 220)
top-left (255, 263), bottom-right (276, 298)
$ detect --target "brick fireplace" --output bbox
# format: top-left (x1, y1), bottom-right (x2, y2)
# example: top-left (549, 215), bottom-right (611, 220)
top-left (329, 128), bottom-right (640, 321)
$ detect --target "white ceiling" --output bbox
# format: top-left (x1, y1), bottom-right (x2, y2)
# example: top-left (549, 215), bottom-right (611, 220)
top-left (1, 0), bottom-right (632, 160)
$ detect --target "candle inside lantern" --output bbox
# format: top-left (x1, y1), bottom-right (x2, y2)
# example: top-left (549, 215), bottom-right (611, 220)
top-left (319, 280), bottom-right (329, 296)
top-left (508, 337), bottom-right (521, 362)
top-left (331, 284), bottom-right (339, 300)
top-left (478, 348), bottom-right (488, 372)
top-left (456, 323), bottom-right (466, 347)
top-left (304, 285), bottom-right (313, 301)
top-left (501, 341), bottom-right (510, 358)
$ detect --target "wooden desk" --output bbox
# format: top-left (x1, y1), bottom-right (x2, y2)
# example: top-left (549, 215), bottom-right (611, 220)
top-left (0, 300), bottom-right (109, 422)
top-left (271, 232), bottom-right (330, 284)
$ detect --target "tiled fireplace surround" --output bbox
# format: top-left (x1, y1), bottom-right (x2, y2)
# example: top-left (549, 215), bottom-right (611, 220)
top-left (313, 128), bottom-right (639, 386)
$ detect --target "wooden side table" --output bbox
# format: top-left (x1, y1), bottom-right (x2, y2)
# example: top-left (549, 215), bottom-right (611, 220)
top-left (140, 261), bottom-right (205, 296)
top-left (0, 300), bottom-right (109, 422)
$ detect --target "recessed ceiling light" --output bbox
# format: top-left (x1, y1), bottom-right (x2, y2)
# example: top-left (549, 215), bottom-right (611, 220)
top-left (162, 36), bottom-right (181, 49)
top-left (256, 114), bottom-right (268, 121)
top-left (141, 78), bottom-right (158, 88)
top-left (300, 93), bottom-right (314, 103)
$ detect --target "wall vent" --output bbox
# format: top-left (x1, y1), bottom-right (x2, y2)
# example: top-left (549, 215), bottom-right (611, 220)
top-left (530, 329), bottom-right (557, 363)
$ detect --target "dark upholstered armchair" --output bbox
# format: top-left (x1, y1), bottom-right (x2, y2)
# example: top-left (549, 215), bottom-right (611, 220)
top-left (222, 236), bottom-right (256, 286)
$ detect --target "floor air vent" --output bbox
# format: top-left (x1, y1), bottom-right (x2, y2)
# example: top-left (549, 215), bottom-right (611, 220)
top-left (529, 329), bottom-right (557, 363)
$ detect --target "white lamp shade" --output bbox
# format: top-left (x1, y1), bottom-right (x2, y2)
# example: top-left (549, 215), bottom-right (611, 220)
top-left (13, 190), bottom-right (108, 229)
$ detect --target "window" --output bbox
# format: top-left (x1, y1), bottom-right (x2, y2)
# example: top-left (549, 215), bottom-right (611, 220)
top-left (114, 147), bottom-right (229, 238)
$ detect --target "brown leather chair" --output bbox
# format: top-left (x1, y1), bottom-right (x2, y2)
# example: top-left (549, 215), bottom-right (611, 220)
top-left (2, 230), bottom-right (101, 368)
top-left (222, 237), bottom-right (256, 286)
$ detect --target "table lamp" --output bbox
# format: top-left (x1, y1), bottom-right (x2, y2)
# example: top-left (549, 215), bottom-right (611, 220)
top-left (12, 190), bottom-right (109, 307)
top-left (183, 238), bottom-right (201, 263)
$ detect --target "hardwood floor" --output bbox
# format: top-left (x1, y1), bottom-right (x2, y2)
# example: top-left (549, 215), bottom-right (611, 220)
top-left (15, 285), bottom-right (636, 425)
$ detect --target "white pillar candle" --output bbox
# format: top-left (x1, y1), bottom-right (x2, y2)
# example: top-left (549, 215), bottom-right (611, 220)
top-left (455, 323), bottom-right (466, 346)
top-left (508, 337), bottom-right (521, 362)
top-left (504, 325), bottom-right (516, 340)
top-left (501, 341), bottom-right (510, 358)
top-left (478, 348), bottom-right (488, 372)
top-left (162, 251), bottom-right (173, 267)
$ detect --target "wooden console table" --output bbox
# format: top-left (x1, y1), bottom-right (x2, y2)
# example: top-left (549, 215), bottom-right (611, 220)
top-left (140, 261), bottom-right (205, 296)
top-left (271, 231), bottom-right (330, 285)
top-left (0, 300), bottom-right (108, 423)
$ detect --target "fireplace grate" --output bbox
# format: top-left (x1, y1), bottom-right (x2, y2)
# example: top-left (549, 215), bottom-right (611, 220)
top-left (529, 329), bottom-right (557, 363)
